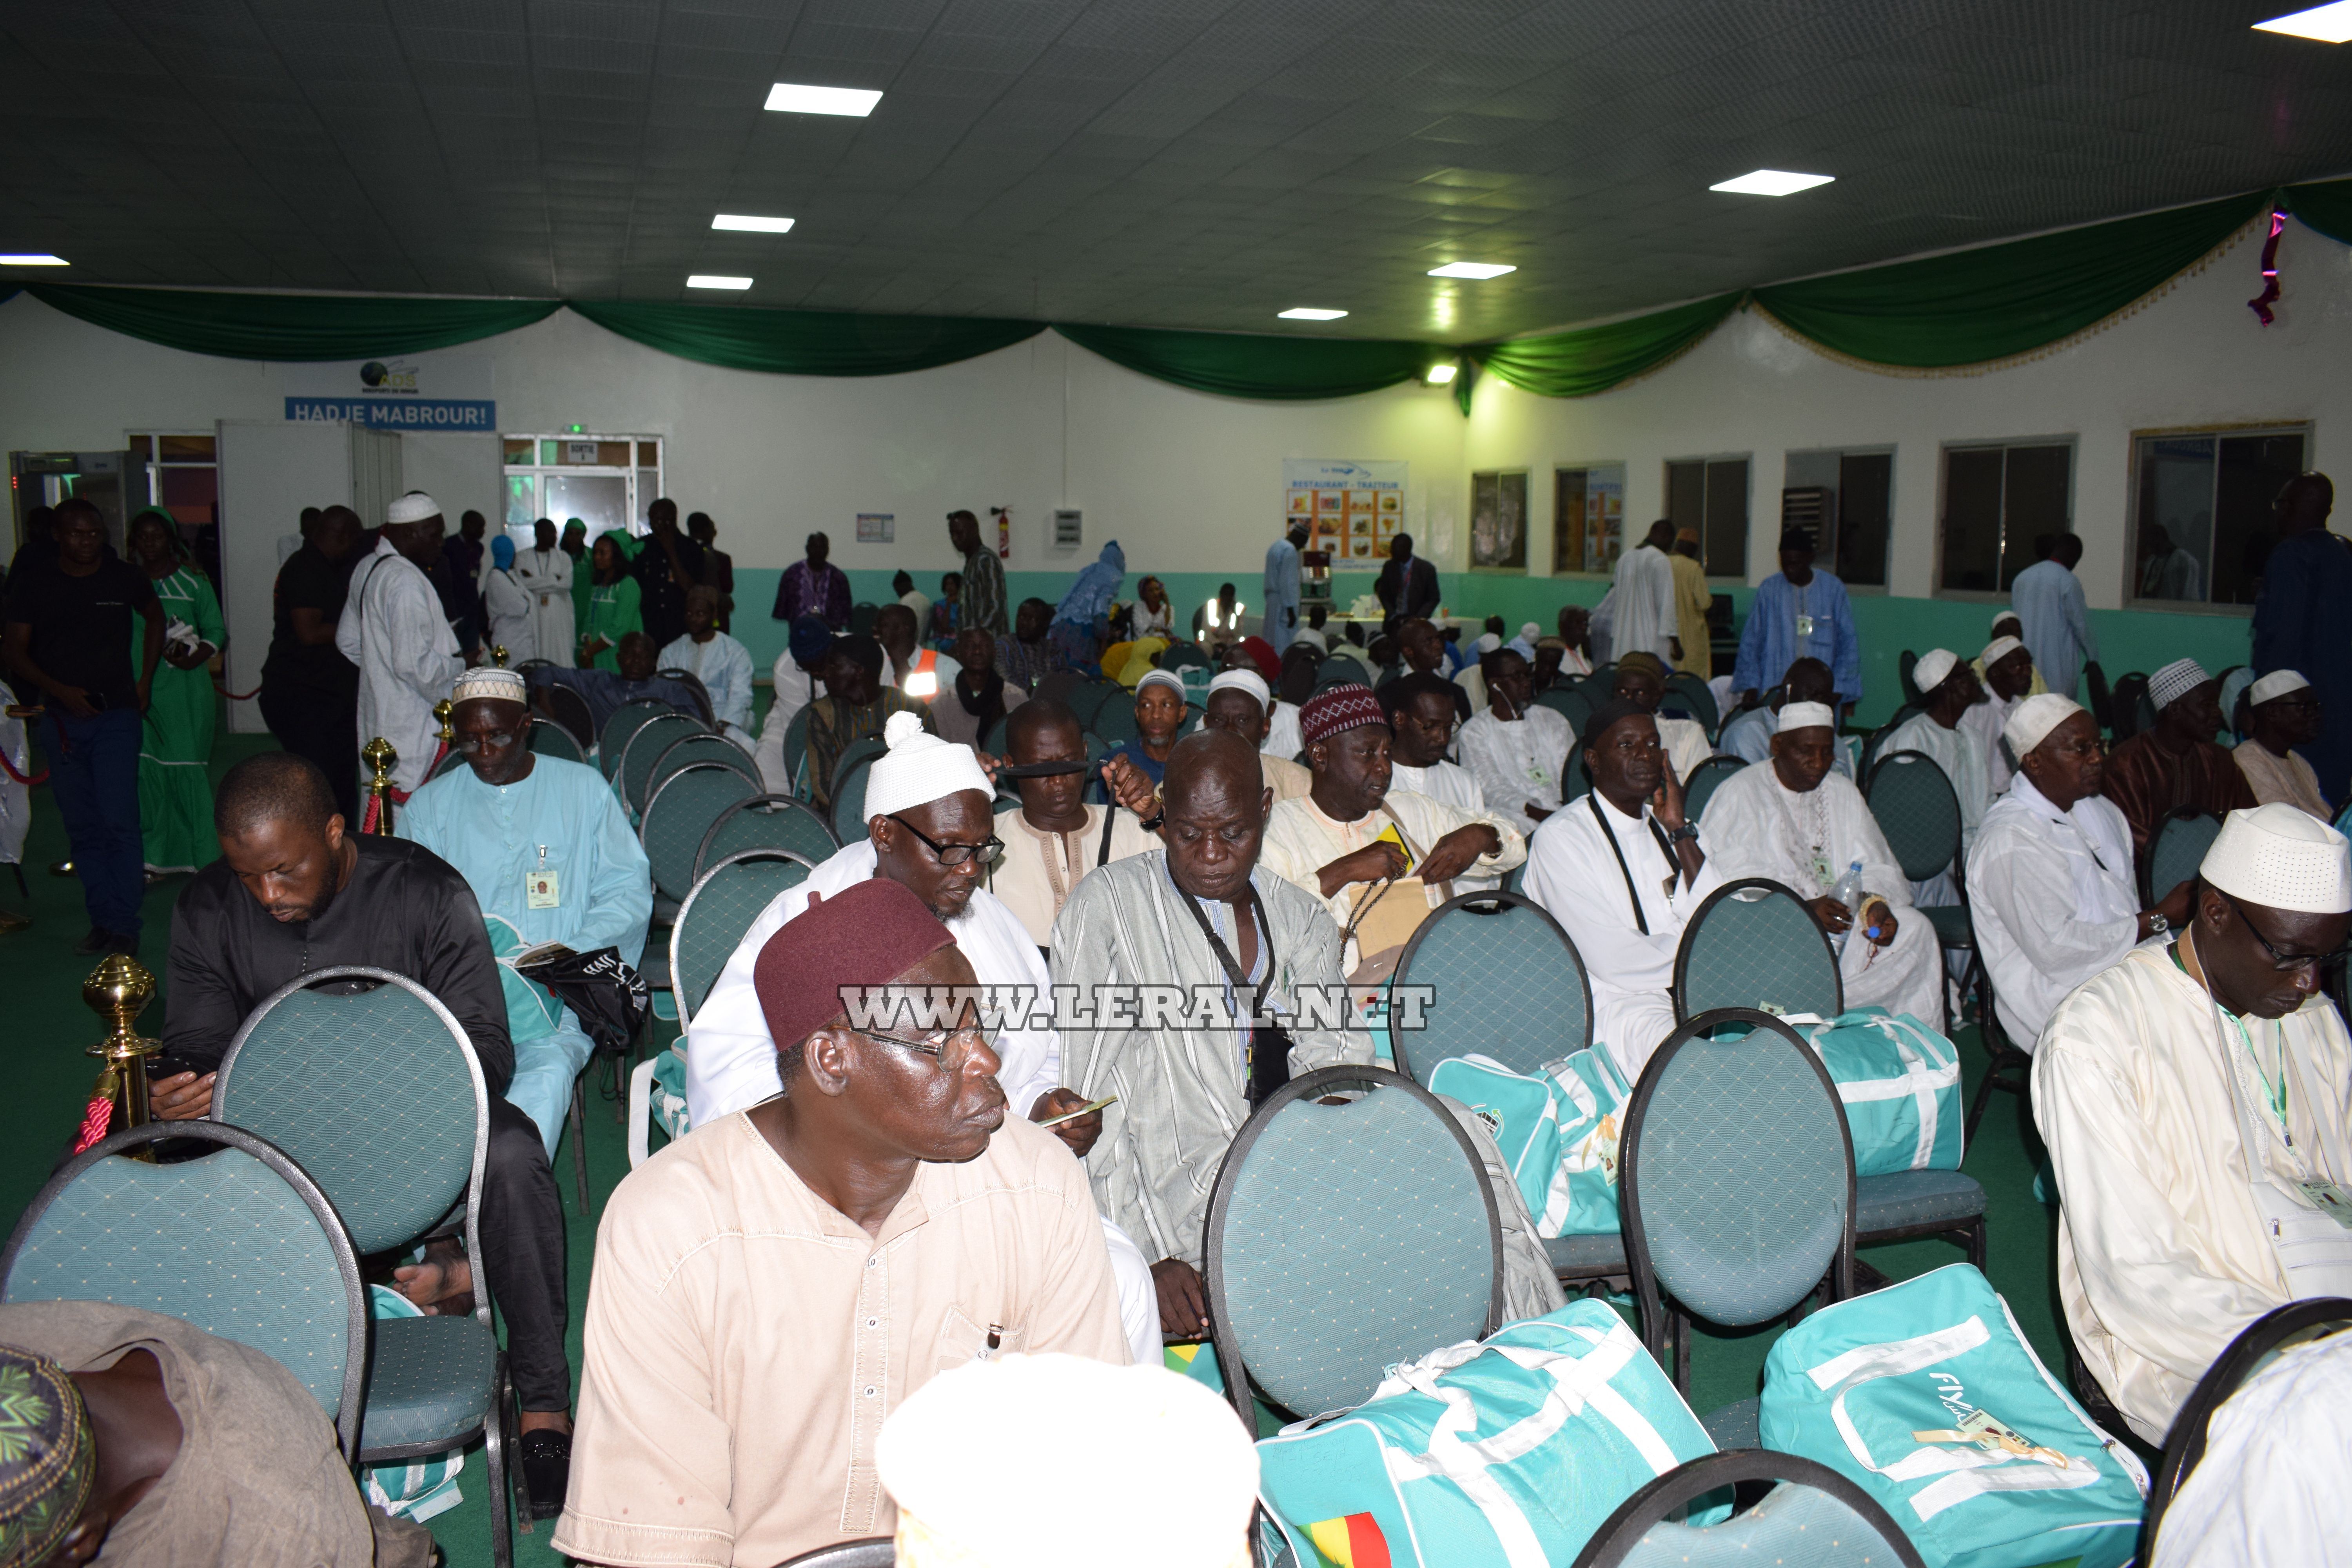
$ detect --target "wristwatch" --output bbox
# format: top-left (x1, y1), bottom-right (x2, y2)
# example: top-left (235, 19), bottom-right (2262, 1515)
top-left (2146, 910), bottom-right (2170, 936)
top-left (1666, 821), bottom-right (1700, 844)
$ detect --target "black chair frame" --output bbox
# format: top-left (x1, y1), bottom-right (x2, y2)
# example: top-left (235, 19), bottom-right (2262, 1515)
top-left (695, 792), bottom-right (841, 884)
top-left (535, 682), bottom-right (596, 751)
top-left (670, 848), bottom-right (821, 1025)
top-left (1671, 877), bottom-right (1844, 1024)
top-left (1571, 1447), bottom-right (1927, 1568)
top-left (1202, 1065), bottom-right (1505, 1432)
top-left (655, 666), bottom-right (715, 725)
top-left (1964, 958), bottom-right (2033, 1147)
top-left (1622, 1009), bottom-right (1858, 1396)
top-left (2141, 806), bottom-right (2220, 907)
top-left (1386, 889), bottom-right (1594, 1083)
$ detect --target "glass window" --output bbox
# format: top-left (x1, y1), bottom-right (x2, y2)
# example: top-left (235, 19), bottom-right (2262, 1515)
top-left (1938, 442), bottom-right (2072, 593)
top-left (1469, 470), bottom-right (1528, 572)
top-left (544, 474), bottom-right (629, 537)
top-left (1665, 457), bottom-right (1748, 577)
top-left (1553, 463), bottom-right (1627, 574)
top-left (504, 474), bottom-right (536, 531)
top-left (2131, 427), bottom-right (2307, 606)
top-left (504, 434), bottom-right (662, 539)
top-left (1782, 450), bottom-right (1892, 588)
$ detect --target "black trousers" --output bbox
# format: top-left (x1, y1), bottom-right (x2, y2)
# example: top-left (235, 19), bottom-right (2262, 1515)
top-left (258, 685), bottom-right (359, 826)
top-left (481, 1096), bottom-right (571, 1412)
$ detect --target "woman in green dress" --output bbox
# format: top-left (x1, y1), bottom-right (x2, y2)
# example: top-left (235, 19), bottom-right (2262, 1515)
top-left (563, 516), bottom-right (593, 641)
top-left (578, 530), bottom-right (642, 671)
top-left (128, 509), bottom-right (224, 873)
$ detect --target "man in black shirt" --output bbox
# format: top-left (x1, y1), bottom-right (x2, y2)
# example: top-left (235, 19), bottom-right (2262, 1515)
top-left (260, 504), bottom-right (364, 823)
top-left (1374, 531), bottom-right (1441, 629)
top-left (633, 496), bottom-right (705, 649)
top-left (149, 752), bottom-right (577, 1516)
top-left (687, 510), bottom-right (733, 630)
top-left (2, 497), bottom-right (163, 954)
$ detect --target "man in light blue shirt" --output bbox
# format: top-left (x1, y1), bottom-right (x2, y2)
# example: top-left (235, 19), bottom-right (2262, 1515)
top-left (2010, 533), bottom-right (2098, 702)
top-left (401, 667), bottom-right (653, 1156)
top-left (1263, 523), bottom-right (1307, 648)
top-left (1733, 527), bottom-right (1861, 715)
top-left (1718, 656), bottom-right (1851, 778)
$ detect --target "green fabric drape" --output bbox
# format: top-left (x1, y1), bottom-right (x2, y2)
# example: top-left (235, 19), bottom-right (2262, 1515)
top-left (2284, 176), bottom-right (2352, 247)
top-left (23, 283), bottom-right (557, 361)
top-left (571, 299), bottom-right (1045, 377)
top-left (1469, 293), bottom-right (1742, 397)
top-left (1749, 192), bottom-right (2268, 368)
top-left (1052, 322), bottom-right (1448, 402)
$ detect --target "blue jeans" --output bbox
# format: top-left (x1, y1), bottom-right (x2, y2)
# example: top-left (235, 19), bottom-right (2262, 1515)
top-left (44, 707), bottom-right (144, 936)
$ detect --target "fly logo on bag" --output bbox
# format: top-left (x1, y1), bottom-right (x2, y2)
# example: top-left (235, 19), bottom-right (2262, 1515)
top-left (1929, 1370), bottom-right (1975, 1422)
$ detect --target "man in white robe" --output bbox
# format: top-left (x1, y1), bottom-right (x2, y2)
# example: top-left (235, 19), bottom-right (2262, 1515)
top-left (1716, 657), bottom-right (1850, 779)
top-left (658, 585), bottom-right (756, 750)
top-left (515, 519), bottom-right (575, 668)
top-left (1968, 695), bottom-right (2193, 1050)
top-left (1609, 519), bottom-right (1680, 664)
top-left (1196, 668), bottom-right (1311, 804)
top-left (1457, 646), bottom-right (1573, 838)
top-left (1878, 649), bottom-right (1991, 911)
top-left (335, 490), bottom-right (464, 797)
top-left (683, 710), bottom-right (1161, 1365)
top-left (1525, 698), bottom-right (1724, 1083)
top-left (1699, 702), bottom-right (1943, 1023)
top-left (2034, 803), bottom-right (2352, 1444)
top-left (756, 615), bottom-right (831, 795)
top-left (1962, 634), bottom-right (2034, 796)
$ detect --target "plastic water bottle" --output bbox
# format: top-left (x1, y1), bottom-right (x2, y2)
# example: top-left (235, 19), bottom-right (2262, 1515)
top-left (1828, 860), bottom-right (1866, 956)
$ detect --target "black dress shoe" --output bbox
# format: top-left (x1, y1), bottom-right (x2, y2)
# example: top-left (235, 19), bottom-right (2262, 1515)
top-left (72, 927), bottom-right (111, 956)
top-left (516, 1428), bottom-right (570, 1520)
top-left (106, 931), bottom-right (138, 956)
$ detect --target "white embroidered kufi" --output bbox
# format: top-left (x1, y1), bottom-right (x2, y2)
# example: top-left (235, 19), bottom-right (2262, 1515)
top-left (1912, 648), bottom-right (1959, 695)
top-left (1991, 609), bottom-right (2022, 633)
top-left (1205, 668), bottom-right (1270, 710)
top-left (1518, 622), bottom-right (1541, 640)
top-left (2200, 803), bottom-right (2352, 915)
top-left (1475, 632), bottom-right (1502, 654)
top-left (862, 710), bottom-right (993, 819)
top-left (2004, 693), bottom-right (2083, 758)
top-left (1777, 701), bottom-right (1836, 734)
top-left (452, 668), bottom-right (526, 706)
top-left (878, 1353), bottom-right (1257, 1568)
top-left (386, 490), bottom-right (442, 526)
top-left (1980, 635), bottom-right (2025, 669)
top-left (1136, 670), bottom-right (1187, 699)
top-left (2251, 669), bottom-right (2312, 706)
top-left (2149, 657), bottom-right (2211, 711)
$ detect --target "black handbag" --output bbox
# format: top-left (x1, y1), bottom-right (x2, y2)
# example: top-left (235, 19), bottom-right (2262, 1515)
top-left (516, 944), bottom-right (649, 1054)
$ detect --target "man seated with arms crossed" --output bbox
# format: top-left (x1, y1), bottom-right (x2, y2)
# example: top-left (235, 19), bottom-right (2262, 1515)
top-left (147, 753), bottom-right (577, 1515)
top-left (1968, 696), bottom-right (2195, 1052)
top-left (1053, 731), bottom-right (1373, 1341)
top-left (1457, 644), bottom-right (1573, 838)
top-left (2034, 803), bottom-right (2352, 1445)
top-left (1699, 702), bottom-right (1943, 1023)
top-left (1524, 699), bottom-right (1723, 1083)
top-left (1197, 667), bottom-right (1312, 804)
top-left (399, 667), bottom-right (652, 1159)
top-left (657, 584), bottom-right (756, 750)
top-left (556, 878), bottom-right (1129, 1567)
top-left (989, 698), bottom-right (1157, 951)
top-left (1715, 657), bottom-right (1846, 777)
top-left (1260, 684), bottom-right (1523, 971)
top-left (684, 711), bottom-right (1161, 1363)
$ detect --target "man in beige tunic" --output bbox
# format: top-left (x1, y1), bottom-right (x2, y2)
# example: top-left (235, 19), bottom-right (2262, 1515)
top-left (2232, 668), bottom-right (2330, 820)
top-left (2034, 803), bottom-right (2352, 1445)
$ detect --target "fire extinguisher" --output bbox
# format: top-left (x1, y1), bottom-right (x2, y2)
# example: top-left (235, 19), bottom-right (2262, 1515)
top-left (989, 506), bottom-right (1011, 559)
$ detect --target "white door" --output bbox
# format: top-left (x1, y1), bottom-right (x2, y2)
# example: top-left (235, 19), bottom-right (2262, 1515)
top-left (215, 420), bottom-right (352, 734)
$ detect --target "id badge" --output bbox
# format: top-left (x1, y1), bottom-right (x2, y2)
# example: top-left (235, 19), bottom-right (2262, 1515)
top-left (2296, 1178), bottom-right (2352, 1228)
top-left (526, 868), bottom-right (561, 909)
top-left (1795, 613), bottom-right (1815, 638)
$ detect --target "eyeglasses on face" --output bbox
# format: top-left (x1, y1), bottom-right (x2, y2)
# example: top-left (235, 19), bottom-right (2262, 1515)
top-left (2223, 890), bottom-right (2352, 975)
top-left (857, 1023), bottom-right (995, 1071)
top-left (886, 814), bottom-right (1004, 867)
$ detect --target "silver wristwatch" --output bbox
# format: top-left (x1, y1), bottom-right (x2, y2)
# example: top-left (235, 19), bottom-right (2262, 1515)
top-left (2146, 910), bottom-right (2170, 936)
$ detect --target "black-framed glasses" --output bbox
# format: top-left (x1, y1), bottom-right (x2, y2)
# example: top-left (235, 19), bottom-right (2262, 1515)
top-left (2222, 890), bottom-right (2352, 974)
top-left (886, 814), bottom-right (1004, 866)
top-left (452, 722), bottom-right (529, 755)
top-left (857, 1023), bottom-right (995, 1071)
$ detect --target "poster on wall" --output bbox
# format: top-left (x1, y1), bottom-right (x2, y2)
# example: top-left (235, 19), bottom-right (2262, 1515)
top-left (857, 512), bottom-right (895, 543)
top-left (282, 354), bottom-right (495, 429)
top-left (1283, 459), bottom-right (1406, 563)
top-left (1470, 470), bottom-right (1528, 572)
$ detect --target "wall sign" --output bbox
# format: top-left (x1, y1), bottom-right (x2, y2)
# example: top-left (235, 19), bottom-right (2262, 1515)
top-left (856, 512), bottom-right (895, 543)
top-left (283, 354), bottom-right (495, 429)
top-left (1283, 459), bottom-right (1406, 563)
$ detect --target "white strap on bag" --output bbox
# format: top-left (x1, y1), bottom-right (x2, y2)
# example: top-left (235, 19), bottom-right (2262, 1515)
top-left (1785, 1013), bottom-right (1959, 1172)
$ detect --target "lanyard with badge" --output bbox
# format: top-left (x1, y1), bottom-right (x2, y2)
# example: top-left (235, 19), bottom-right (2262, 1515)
top-left (526, 844), bottom-right (561, 910)
top-left (2189, 943), bottom-right (2352, 1240)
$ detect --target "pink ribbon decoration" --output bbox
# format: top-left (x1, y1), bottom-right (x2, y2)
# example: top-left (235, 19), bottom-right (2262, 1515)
top-left (2249, 206), bottom-right (2287, 325)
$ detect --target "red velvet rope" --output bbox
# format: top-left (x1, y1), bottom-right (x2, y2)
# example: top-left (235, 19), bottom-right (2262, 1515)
top-left (0, 750), bottom-right (47, 787)
top-left (70, 1093), bottom-right (112, 1156)
top-left (358, 739), bottom-right (446, 832)
top-left (2249, 206), bottom-right (2287, 325)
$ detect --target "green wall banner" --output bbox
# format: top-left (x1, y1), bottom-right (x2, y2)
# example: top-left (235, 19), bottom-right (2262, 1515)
top-left (23, 283), bottom-right (559, 362)
top-left (568, 300), bottom-right (1047, 377)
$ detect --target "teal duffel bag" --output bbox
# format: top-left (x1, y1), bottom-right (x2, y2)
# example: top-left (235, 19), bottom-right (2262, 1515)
top-left (1256, 1298), bottom-right (1719, 1567)
top-left (1760, 1263), bottom-right (2147, 1568)
top-left (1426, 1048), bottom-right (1631, 1241)
top-left (1776, 1007), bottom-right (1964, 1177)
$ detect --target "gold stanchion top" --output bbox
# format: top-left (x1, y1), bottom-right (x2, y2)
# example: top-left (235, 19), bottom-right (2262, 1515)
top-left (83, 953), bottom-right (159, 1062)
top-left (490, 645), bottom-right (510, 668)
top-left (433, 699), bottom-right (456, 743)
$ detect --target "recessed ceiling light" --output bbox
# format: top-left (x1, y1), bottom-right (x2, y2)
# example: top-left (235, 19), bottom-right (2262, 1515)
top-left (688, 275), bottom-right (753, 290)
top-left (0, 254), bottom-right (67, 266)
top-left (712, 214), bottom-right (795, 233)
top-left (1710, 169), bottom-right (1835, 196)
top-left (764, 83), bottom-right (883, 116)
top-left (1278, 307), bottom-right (1348, 321)
top-left (2254, 1), bottom-right (2352, 40)
top-left (1426, 262), bottom-right (1515, 279)
top-left (1424, 364), bottom-right (1459, 385)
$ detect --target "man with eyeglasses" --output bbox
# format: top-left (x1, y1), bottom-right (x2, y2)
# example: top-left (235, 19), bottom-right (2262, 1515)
top-left (2034, 802), bottom-right (2352, 1446)
top-left (684, 708), bottom-right (1163, 1364)
top-left (557, 877), bottom-right (1129, 1566)
top-left (1967, 695), bottom-right (2196, 1052)
top-left (2233, 669), bottom-right (2330, 820)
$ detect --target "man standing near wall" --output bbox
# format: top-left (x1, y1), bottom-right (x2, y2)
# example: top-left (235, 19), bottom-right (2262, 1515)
top-left (2011, 532), bottom-right (2098, 702)
top-left (634, 497), bottom-right (705, 650)
top-left (3, 497), bottom-right (163, 955)
top-left (1733, 526), bottom-right (1860, 717)
top-left (1263, 522), bottom-right (1307, 649)
top-left (2252, 472), bottom-right (2352, 807)
top-left (950, 509), bottom-right (1009, 638)
top-left (771, 530), bottom-right (851, 630)
top-left (1669, 527), bottom-right (1712, 678)
top-left (1610, 519), bottom-right (1681, 665)
top-left (261, 504), bottom-right (365, 824)
top-left (337, 491), bottom-right (464, 799)
top-left (1374, 532), bottom-right (1440, 629)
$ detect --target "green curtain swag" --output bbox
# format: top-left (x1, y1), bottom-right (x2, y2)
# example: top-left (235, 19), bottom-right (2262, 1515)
top-left (1468, 292), bottom-right (1741, 397)
top-left (569, 299), bottom-right (1046, 377)
top-left (1053, 321), bottom-right (1450, 402)
top-left (22, 283), bottom-right (559, 362)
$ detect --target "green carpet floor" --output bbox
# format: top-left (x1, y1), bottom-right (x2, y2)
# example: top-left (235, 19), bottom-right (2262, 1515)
top-left (0, 729), bottom-right (2069, 1568)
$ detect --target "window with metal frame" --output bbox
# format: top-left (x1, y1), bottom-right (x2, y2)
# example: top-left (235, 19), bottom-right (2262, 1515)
top-left (2129, 425), bottom-right (2308, 609)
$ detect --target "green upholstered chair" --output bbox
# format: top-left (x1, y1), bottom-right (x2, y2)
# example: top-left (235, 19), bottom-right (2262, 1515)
top-left (1572, 1450), bottom-right (1925, 1568)
top-left (620, 710), bottom-right (705, 815)
top-left (1389, 891), bottom-right (1592, 1082)
top-left (694, 794), bottom-right (840, 883)
top-left (1672, 878), bottom-right (1842, 1022)
top-left (1678, 753), bottom-right (1745, 823)
top-left (828, 737), bottom-right (888, 843)
top-left (599, 697), bottom-right (672, 778)
top-left (646, 730), bottom-right (760, 800)
top-left (640, 763), bottom-right (760, 905)
top-left (671, 850), bottom-right (817, 1025)
top-left (526, 718), bottom-right (584, 764)
top-left (536, 682), bottom-right (595, 755)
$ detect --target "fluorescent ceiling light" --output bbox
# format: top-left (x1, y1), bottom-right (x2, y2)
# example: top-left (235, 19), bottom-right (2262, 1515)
top-left (687, 275), bottom-right (753, 290)
top-left (1424, 364), bottom-right (1459, 385)
top-left (1278, 307), bottom-right (1348, 321)
top-left (0, 254), bottom-right (67, 265)
top-left (2254, 1), bottom-right (2352, 40)
top-left (712, 214), bottom-right (795, 233)
top-left (1426, 262), bottom-right (1514, 279)
top-left (1710, 169), bottom-right (1835, 196)
top-left (765, 83), bottom-right (883, 116)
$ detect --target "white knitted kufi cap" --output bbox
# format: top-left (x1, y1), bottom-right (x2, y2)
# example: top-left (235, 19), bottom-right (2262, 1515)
top-left (2201, 802), bottom-right (2352, 915)
top-left (2004, 693), bottom-right (2083, 758)
top-left (1980, 635), bottom-right (2025, 668)
top-left (1475, 632), bottom-right (1502, 653)
top-left (1912, 648), bottom-right (1959, 694)
top-left (878, 1353), bottom-right (1258, 1568)
top-left (386, 490), bottom-right (441, 525)
top-left (862, 710), bottom-right (993, 820)
top-left (1777, 701), bottom-right (1836, 733)
top-left (2250, 669), bottom-right (2312, 706)
top-left (1518, 621), bottom-right (1541, 639)
top-left (2149, 656), bottom-right (2211, 711)
top-left (1136, 670), bottom-right (1187, 699)
top-left (1205, 668), bottom-right (1270, 708)
top-left (451, 668), bottom-right (526, 706)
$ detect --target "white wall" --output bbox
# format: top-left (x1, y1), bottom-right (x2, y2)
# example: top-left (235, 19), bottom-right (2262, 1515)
top-left (214, 420), bottom-right (350, 732)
